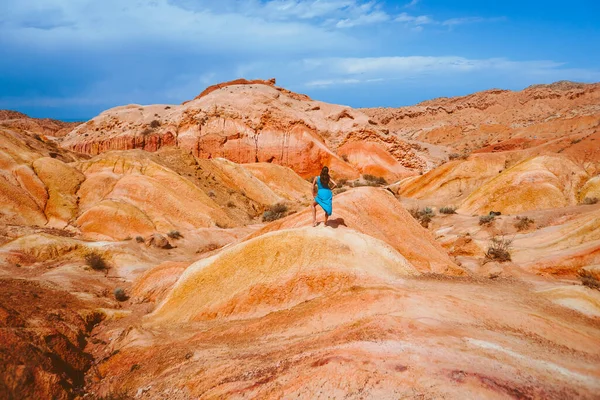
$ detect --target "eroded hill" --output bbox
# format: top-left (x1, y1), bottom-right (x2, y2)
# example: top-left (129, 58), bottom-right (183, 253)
top-left (1, 79), bottom-right (600, 399)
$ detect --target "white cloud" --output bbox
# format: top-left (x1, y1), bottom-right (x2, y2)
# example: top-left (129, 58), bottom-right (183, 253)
top-left (395, 12), bottom-right (503, 29)
top-left (0, 0), bottom-right (355, 53)
top-left (336, 11), bottom-right (390, 28)
top-left (395, 12), bottom-right (434, 25)
top-left (238, 56), bottom-right (600, 90)
top-left (404, 0), bottom-right (420, 8)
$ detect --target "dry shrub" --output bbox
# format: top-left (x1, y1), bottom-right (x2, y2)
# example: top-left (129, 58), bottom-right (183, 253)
top-left (198, 243), bottom-right (220, 253)
top-left (167, 230), bottom-right (183, 239)
top-left (141, 128), bottom-right (153, 136)
top-left (449, 152), bottom-right (469, 161)
top-left (263, 203), bottom-right (288, 222)
top-left (479, 215), bottom-right (495, 226)
top-left (582, 197), bottom-right (599, 205)
top-left (514, 216), bottom-right (534, 231)
top-left (362, 174), bottom-right (387, 186)
top-left (409, 207), bottom-right (434, 228)
top-left (135, 236), bottom-right (144, 243)
top-left (485, 237), bottom-right (512, 263)
top-left (150, 120), bottom-right (161, 128)
top-left (439, 206), bottom-right (457, 214)
top-left (85, 252), bottom-right (109, 272)
top-left (227, 201), bottom-right (235, 208)
top-left (114, 288), bottom-right (128, 302)
top-left (578, 270), bottom-right (600, 290)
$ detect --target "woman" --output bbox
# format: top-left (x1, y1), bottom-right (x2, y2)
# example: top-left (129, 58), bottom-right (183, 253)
top-left (312, 166), bottom-right (337, 227)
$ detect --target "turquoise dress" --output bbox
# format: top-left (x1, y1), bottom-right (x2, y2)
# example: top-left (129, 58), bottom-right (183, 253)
top-left (315, 176), bottom-right (333, 216)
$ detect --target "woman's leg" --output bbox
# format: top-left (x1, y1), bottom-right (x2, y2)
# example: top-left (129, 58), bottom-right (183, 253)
top-left (324, 212), bottom-right (329, 226)
top-left (312, 202), bottom-right (318, 226)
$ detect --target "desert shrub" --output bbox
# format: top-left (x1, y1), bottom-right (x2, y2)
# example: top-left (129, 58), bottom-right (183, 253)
top-left (165, 106), bottom-right (171, 110)
top-left (578, 270), bottom-right (600, 290)
top-left (141, 128), bottom-right (153, 135)
top-left (135, 236), bottom-right (144, 243)
top-left (338, 178), bottom-right (348, 186)
top-left (208, 190), bottom-right (216, 198)
top-left (150, 120), bottom-right (161, 128)
top-left (341, 154), bottom-right (349, 162)
top-left (439, 206), bottom-right (457, 214)
top-left (582, 197), bottom-right (599, 205)
top-left (85, 252), bottom-right (109, 272)
top-left (409, 207), bottom-right (434, 228)
top-left (449, 152), bottom-right (469, 161)
top-left (479, 215), bottom-right (495, 226)
top-left (197, 243), bottom-right (220, 254)
top-left (571, 138), bottom-right (582, 144)
top-left (227, 201), bottom-right (235, 208)
top-left (263, 203), bottom-right (288, 222)
top-left (167, 230), bottom-right (183, 239)
top-left (485, 237), bottom-right (512, 262)
top-left (362, 174), bottom-right (387, 186)
top-left (114, 288), bottom-right (128, 302)
top-left (514, 216), bottom-right (534, 231)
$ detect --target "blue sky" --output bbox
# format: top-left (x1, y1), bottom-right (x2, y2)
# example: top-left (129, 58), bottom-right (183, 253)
top-left (1, 0), bottom-right (599, 120)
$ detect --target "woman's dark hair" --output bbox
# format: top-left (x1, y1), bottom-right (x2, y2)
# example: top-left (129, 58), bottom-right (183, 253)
top-left (320, 166), bottom-right (330, 188)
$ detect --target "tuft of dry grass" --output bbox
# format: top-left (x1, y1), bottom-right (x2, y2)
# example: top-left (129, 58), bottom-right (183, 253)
top-left (485, 237), bottom-right (512, 263)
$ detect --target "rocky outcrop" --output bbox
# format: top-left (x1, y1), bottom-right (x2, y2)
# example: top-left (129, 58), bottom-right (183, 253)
top-left (363, 81), bottom-right (600, 159)
top-left (61, 82), bottom-right (425, 179)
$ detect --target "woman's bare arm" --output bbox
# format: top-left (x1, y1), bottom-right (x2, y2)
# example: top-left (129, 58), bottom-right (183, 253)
top-left (312, 177), bottom-right (317, 196)
top-left (330, 178), bottom-right (338, 189)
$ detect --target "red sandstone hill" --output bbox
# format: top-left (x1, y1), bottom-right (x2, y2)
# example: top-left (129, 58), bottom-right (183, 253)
top-left (362, 80), bottom-right (600, 160)
top-left (2, 83), bottom-right (600, 400)
top-left (0, 110), bottom-right (82, 138)
top-left (60, 79), bottom-right (426, 181)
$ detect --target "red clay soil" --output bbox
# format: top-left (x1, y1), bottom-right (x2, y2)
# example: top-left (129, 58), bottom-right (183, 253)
top-left (0, 279), bottom-right (102, 400)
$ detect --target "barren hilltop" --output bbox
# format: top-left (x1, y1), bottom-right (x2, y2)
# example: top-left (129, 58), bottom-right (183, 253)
top-left (1, 79), bottom-right (599, 399)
